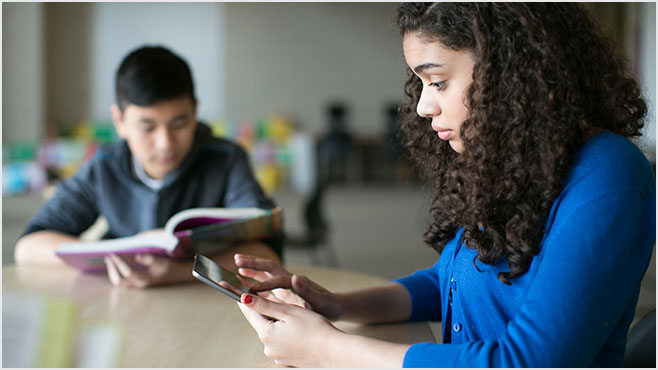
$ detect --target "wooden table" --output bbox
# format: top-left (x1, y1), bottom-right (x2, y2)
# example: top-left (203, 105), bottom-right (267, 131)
top-left (3, 264), bottom-right (435, 367)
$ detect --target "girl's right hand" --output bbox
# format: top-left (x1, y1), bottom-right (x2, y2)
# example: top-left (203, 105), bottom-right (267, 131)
top-left (233, 253), bottom-right (344, 321)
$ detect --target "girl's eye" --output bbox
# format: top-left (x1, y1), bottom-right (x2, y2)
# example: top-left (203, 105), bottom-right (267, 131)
top-left (429, 81), bottom-right (446, 90)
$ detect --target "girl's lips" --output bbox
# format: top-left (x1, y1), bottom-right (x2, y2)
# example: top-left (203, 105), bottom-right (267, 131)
top-left (437, 129), bottom-right (453, 140)
top-left (431, 124), bottom-right (453, 140)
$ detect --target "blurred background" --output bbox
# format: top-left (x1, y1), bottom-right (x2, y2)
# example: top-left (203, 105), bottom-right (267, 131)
top-left (2, 3), bottom-right (655, 290)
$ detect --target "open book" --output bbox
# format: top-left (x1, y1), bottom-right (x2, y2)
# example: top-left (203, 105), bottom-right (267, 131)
top-left (55, 207), bottom-right (282, 272)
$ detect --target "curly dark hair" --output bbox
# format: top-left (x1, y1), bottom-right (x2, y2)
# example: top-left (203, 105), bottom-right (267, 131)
top-left (396, 3), bottom-right (647, 284)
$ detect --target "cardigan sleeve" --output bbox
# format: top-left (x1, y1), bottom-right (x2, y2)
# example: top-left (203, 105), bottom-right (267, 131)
top-left (402, 187), bottom-right (655, 367)
top-left (393, 262), bottom-right (443, 322)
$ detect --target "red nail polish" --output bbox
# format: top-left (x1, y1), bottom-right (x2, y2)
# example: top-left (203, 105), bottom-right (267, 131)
top-left (243, 294), bottom-right (253, 304)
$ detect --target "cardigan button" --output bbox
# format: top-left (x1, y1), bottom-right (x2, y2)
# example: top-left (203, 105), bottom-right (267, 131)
top-left (453, 322), bottom-right (462, 332)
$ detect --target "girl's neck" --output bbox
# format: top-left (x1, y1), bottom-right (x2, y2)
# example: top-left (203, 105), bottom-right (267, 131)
top-left (587, 127), bottom-right (603, 140)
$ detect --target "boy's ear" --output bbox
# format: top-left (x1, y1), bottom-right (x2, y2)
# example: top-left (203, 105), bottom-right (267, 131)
top-left (110, 104), bottom-right (127, 139)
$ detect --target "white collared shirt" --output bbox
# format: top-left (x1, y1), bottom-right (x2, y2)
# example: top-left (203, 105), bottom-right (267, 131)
top-left (132, 155), bottom-right (164, 191)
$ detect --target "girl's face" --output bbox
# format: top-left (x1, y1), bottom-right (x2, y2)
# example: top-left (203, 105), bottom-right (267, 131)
top-left (403, 32), bottom-right (475, 153)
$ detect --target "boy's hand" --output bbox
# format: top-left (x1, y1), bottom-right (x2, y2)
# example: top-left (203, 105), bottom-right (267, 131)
top-left (104, 253), bottom-right (180, 288)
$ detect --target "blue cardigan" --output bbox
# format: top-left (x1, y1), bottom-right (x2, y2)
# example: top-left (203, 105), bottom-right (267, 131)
top-left (394, 131), bottom-right (656, 367)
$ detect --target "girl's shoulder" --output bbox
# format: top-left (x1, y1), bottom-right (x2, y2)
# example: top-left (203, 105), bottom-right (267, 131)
top-left (564, 130), bottom-right (654, 198)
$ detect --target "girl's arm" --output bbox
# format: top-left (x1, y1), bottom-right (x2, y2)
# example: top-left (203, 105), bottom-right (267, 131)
top-left (237, 292), bottom-right (411, 367)
top-left (235, 253), bottom-right (412, 324)
top-left (334, 283), bottom-right (412, 324)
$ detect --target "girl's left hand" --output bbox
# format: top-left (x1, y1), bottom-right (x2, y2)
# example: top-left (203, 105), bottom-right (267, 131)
top-left (237, 292), bottom-right (344, 367)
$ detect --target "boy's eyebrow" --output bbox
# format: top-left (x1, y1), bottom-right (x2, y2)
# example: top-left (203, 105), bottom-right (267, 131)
top-left (414, 62), bottom-right (444, 74)
top-left (168, 113), bottom-right (188, 123)
top-left (139, 117), bottom-right (156, 124)
top-left (137, 113), bottom-right (188, 124)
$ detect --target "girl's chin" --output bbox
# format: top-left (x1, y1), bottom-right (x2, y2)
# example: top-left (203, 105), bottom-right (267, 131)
top-left (449, 141), bottom-right (463, 154)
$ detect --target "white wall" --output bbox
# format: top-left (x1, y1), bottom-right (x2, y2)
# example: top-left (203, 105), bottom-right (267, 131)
top-left (224, 3), bottom-right (407, 135)
top-left (2, 3), bottom-right (45, 142)
top-left (45, 3), bottom-right (94, 126)
top-left (91, 3), bottom-right (226, 122)
top-left (4, 3), bottom-right (653, 145)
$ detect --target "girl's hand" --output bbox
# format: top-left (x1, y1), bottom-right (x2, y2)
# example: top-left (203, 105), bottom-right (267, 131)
top-left (234, 253), bottom-right (344, 320)
top-left (237, 293), bottom-right (345, 367)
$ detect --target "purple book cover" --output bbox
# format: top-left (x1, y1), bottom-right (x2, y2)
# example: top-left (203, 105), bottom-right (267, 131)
top-left (173, 217), bottom-right (231, 232)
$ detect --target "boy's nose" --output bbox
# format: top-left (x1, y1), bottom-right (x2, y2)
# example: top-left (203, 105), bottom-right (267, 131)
top-left (154, 128), bottom-right (174, 149)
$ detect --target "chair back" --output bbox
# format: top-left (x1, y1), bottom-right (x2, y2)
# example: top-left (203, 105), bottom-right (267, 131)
top-left (303, 182), bottom-right (329, 244)
top-left (624, 309), bottom-right (656, 368)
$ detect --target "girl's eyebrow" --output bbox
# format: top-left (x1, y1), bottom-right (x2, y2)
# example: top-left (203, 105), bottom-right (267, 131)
top-left (414, 62), bottom-right (444, 74)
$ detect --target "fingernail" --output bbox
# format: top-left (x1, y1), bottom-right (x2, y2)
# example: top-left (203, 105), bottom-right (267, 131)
top-left (242, 294), bottom-right (253, 304)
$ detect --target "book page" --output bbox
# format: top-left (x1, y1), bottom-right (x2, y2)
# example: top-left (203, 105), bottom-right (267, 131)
top-left (165, 207), bottom-right (271, 234)
top-left (56, 234), bottom-right (178, 254)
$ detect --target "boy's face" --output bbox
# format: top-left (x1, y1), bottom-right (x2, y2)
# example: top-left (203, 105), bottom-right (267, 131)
top-left (111, 96), bottom-right (198, 180)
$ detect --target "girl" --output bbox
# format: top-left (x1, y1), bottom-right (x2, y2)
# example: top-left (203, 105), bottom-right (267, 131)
top-left (230, 3), bottom-right (655, 367)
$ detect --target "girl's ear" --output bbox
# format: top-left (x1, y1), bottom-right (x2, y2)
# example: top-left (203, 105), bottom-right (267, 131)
top-left (110, 104), bottom-right (127, 139)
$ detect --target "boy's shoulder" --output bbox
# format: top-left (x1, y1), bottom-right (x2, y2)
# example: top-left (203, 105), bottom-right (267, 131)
top-left (195, 123), bottom-right (247, 158)
top-left (200, 135), bottom-right (243, 156)
top-left (94, 140), bottom-right (124, 159)
top-left (89, 140), bottom-right (129, 168)
top-left (75, 141), bottom-right (133, 183)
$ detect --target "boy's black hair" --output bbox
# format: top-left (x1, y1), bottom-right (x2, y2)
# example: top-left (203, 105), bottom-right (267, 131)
top-left (115, 45), bottom-right (196, 111)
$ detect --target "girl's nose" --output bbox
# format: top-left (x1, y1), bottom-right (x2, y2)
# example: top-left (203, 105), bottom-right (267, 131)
top-left (416, 86), bottom-right (441, 118)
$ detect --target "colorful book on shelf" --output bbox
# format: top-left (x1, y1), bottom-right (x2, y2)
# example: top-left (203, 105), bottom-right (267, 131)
top-left (55, 207), bottom-right (282, 272)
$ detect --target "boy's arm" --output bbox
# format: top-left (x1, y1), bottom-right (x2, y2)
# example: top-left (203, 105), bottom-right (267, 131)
top-left (17, 160), bottom-right (101, 266)
top-left (14, 230), bottom-right (80, 267)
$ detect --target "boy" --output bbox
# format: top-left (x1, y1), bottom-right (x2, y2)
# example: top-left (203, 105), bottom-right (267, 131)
top-left (14, 46), bottom-right (282, 288)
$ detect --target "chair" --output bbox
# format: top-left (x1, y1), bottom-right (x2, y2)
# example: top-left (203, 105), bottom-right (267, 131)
top-left (623, 309), bottom-right (656, 368)
top-left (320, 102), bottom-right (353, 184)
top-left (285, 181), bottom-right (340, 267)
